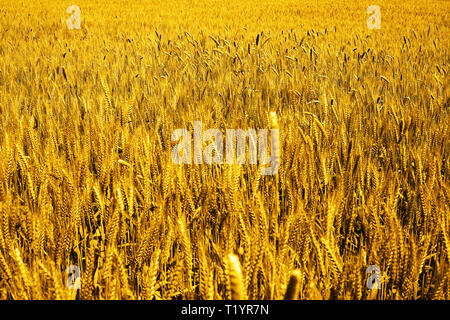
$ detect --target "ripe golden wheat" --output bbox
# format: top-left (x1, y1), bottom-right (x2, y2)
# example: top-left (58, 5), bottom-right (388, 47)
top-left (0, 0), bottom-right (448, 300)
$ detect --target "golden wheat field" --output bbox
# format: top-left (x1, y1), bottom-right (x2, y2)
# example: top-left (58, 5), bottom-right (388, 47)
top-left (0, 0), bottom-right (449, 301)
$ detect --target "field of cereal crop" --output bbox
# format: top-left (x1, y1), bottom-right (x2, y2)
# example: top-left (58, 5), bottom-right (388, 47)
top-left (0, 0), bottom-right (448, 300)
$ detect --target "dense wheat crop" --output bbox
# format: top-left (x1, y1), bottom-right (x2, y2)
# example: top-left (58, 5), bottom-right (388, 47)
top-left (0, 0), bottom-right (449, 300)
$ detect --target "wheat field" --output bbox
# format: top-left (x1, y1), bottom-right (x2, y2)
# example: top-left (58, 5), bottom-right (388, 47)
top-left (0, 0), bottom-right (449, 300)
